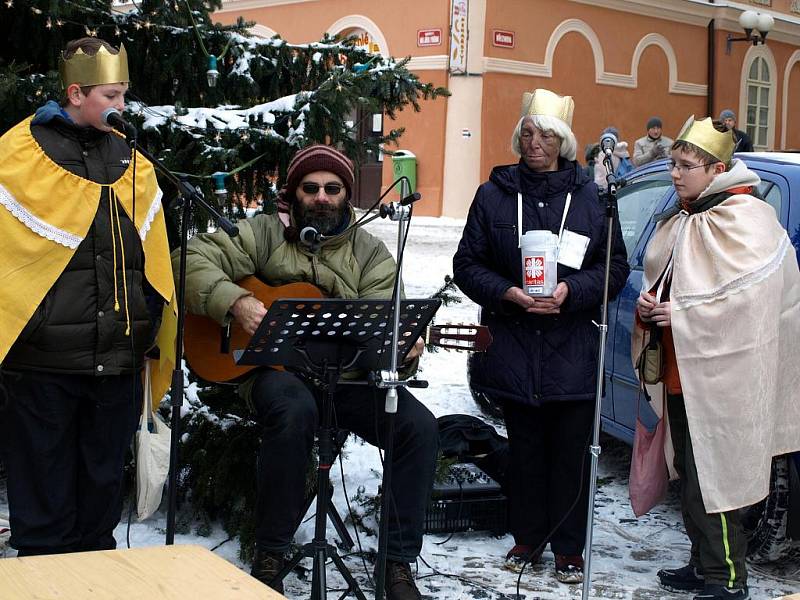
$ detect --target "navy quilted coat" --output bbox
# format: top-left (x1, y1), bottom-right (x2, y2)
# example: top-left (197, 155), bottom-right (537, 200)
top-left (453, 159), bottom-right (629, 407)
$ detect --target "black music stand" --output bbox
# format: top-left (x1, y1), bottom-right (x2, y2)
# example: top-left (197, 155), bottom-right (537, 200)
top-left (234, 297), bottom-right (440, 600)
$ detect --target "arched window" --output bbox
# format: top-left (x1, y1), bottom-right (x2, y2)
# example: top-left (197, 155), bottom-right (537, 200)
top-left (745, 57), bottom-right (771, 150)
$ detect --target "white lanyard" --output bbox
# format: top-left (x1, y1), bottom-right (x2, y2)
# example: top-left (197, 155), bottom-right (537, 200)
top-left (517, 191), bottom-right (572, 248)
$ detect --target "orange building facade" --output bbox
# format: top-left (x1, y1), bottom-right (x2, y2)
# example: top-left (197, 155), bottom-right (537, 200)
top-left (214, 0), bottom-right (800, 217)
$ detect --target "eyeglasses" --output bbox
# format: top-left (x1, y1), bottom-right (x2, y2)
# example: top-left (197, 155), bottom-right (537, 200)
top-left (301, 182), bottom-right (344, 196)
top-left (666, 160), bottom-right (717, 174)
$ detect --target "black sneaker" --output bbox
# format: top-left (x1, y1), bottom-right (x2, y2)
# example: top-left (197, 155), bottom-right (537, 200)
top-left (383, 561), bottom-right (422, 600)
top-left (250, 549), bottom-right (285, 594)
top-left (658, 564), bottom-right (705, 592)
top-left (693, 584), bottom-right (749, 600)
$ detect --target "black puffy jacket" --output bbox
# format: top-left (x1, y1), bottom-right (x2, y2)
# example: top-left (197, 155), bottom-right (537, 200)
top-left (453, 159), bottom-right (629, 407)
top-left (4, 116), bottom-right (157, 375)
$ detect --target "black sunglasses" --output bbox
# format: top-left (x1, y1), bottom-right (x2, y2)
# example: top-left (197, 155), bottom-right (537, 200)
top-left (301, 182), bottom-right (344, 195)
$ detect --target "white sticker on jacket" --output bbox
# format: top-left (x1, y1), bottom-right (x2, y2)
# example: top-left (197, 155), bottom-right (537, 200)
top-left (558, 230), bottom-right (590, 270)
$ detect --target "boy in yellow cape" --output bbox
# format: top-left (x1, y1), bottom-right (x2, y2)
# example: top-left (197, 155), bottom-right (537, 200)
top-left (634, 117), bottom-right (800, 600)
top-left (0, 37), bottom-right (175, 556)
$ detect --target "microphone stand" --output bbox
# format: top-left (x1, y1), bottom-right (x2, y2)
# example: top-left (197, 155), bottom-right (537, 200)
top-left (372, 177), bottom-right (422, 600)
top-left (127, 135), bottom-right (239, 545)
top-left (581, 151), bottom-right (620, 600)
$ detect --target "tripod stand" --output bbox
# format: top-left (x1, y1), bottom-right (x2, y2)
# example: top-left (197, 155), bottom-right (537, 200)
top-left (234, 297), bottom-right (439, 599)
top-left (274, 357), bottom-right (367, 600)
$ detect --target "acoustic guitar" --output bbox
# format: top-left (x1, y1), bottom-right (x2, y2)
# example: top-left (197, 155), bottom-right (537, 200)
top-left (183, 276), bottom-right (492, 383)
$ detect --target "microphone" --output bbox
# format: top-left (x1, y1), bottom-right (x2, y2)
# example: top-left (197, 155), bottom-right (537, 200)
top-left (299, 226), bottom-right (322, 247)
top-left (399, 192), bottom-right (422, 207)
top-left (101, 108), bottom-right (137, 138)
top-left (599, 131), bottom-right (617, 157)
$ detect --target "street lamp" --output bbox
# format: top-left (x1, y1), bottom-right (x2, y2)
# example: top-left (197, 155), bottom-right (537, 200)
top-left (726, 10), bottom-right (774, 54)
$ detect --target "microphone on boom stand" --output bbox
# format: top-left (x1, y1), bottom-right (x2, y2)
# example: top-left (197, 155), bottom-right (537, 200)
top-left (101, 107), bottom-right (137, 139)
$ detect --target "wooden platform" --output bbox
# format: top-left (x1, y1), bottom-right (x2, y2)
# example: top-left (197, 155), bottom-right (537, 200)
top-left (0, 544), bottom-right (284, 599)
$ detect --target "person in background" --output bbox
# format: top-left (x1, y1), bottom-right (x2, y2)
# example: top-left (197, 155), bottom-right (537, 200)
top-left (633, 116), bottom-right (673, 166)
top-left (453, 88), bottom-right (629, 585)
top-left (0, 37), bottom-right (174, 556)
top-left (635, 116), bottom-right (800, 600)
top-left (583, 142), bottom-right (600, 182)
top-left (719, 109), bottom-right (754, 152)
top-left (594, 126), bottom-right (633, 190)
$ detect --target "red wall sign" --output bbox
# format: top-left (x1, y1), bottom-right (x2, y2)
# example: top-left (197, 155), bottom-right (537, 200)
top-left (418, 28), bottom-right (443, 47)
top-left (492, 29), bottom-right (515, 48)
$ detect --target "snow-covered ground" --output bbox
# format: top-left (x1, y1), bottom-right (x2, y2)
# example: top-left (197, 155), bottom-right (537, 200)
top-left (1, 216), bottom-right (798, 599)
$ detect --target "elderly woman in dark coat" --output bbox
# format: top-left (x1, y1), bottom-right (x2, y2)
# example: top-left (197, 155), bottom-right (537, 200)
top-left (453, 89), bottom-right (629, 584)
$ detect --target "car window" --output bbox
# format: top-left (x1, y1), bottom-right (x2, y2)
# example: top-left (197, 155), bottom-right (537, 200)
top-left (616, 173), bottom-right (673, 258)
top-left (756, 179), bottom-right (781, 217)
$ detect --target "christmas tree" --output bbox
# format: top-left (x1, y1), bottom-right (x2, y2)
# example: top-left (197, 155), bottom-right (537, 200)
top-left (0, 0), bottom-right (449, 559)
top-left (0, 0), bottom-right (448, 210)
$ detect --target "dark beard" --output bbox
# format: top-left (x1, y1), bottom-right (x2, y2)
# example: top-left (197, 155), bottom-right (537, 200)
top-left (294, 201), bottom-right (348, 235)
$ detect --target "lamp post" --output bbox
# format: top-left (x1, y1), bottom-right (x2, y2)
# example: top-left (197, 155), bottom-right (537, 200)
top-left (726, 10), bottom-right (774, 54)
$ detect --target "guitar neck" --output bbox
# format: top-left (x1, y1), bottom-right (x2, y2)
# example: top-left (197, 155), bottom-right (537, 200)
top-left (424, 324), bottom-right (492, 352)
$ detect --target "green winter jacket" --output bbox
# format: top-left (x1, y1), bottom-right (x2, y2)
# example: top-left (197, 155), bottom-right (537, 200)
top-left (173, 208), bottom-right (417, 397)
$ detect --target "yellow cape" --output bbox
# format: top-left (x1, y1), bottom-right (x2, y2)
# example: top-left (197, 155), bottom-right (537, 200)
top-left (0, 116), bottom-right (177, 406)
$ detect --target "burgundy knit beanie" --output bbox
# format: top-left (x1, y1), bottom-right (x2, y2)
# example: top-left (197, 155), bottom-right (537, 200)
top-left (285, 144), bottom-right (355, 202)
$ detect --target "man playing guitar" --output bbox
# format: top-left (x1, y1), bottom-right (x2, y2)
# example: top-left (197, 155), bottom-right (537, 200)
top-left (175, 145), bottom-right (436, 600)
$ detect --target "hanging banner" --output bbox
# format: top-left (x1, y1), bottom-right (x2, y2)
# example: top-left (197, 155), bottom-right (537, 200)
top-left (450, 0), bottom-right (468, 74)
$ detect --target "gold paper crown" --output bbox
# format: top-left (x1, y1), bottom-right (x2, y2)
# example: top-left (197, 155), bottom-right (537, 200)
top-left (676, 115), bottom-right (736, 164)
top-left (58, 44), bottom-right (129, 88)
top-left (520, 88), bottom-right (574, 128)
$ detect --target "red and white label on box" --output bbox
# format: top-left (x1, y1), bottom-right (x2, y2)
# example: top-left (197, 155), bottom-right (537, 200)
top-left (492, 30), bottom-right (515, 48)
top-left (524, 255), bottom-right (545, 289)
top-left (418, 29), bottom-right (442, 47)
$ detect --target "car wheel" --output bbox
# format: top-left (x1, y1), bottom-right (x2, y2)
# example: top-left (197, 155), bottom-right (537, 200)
top-left (744, 454), bottom-right (800, 563)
